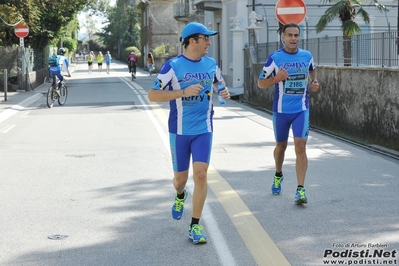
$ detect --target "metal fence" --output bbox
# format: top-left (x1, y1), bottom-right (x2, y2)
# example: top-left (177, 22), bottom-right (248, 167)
top-left (253, 30), bottom-right (399, 68)
top-left (0, 46), bottom-right (56, 91)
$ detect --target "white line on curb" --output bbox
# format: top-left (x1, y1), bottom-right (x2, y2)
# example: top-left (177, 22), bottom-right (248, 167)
top-left (0, 93), bottom-right (43, 124)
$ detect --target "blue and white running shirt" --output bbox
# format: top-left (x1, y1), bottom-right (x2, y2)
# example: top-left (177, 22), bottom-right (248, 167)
top-left (49, 55), bottom-right (69, 73)
top-left (151, 54), bottom-right (221, 135)
top-left (259, 48), bottom-right (316, 114)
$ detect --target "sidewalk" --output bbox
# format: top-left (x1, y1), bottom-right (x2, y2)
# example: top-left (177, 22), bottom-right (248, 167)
top-left (0, 63), bottom-right (80, 122)
top-left (0, 88), bottom-right (45, 122)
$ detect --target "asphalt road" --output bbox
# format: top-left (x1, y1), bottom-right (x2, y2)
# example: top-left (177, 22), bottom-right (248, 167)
top-left (0, 60), bottom-right (398, 266)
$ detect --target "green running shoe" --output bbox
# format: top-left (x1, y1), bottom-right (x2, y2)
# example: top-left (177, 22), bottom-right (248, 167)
top-left (188, 224), bottom-right (207, 244)
top-left (271, 175), bottom-right (284, 195)
top-left (171, 189), bottom-right (186, 220)
top-left (295, 187), bottom-right (308, 204)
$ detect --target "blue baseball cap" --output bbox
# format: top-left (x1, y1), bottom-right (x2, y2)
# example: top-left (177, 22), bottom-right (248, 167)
top-left (181, 22), bottom-right (218, 41)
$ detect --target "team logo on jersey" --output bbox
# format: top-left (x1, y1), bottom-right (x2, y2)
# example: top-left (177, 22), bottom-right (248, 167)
top-left (282, 62), bottom-right (308, 72)
top-left (183, 72), bottom-right (213, 82)
top-left (179, 72), bottom-right (213, 103)
top-left (181, 73), bottom-right (214, 88)
top-left (183, 89), bottom-right (212, 104)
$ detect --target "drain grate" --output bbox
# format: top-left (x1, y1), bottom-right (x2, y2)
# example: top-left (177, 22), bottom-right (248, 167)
top-left (48, 234), bottom-right (69, 240)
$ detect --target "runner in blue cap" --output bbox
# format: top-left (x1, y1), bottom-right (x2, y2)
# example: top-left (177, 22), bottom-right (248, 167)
top-left (180, 22), bottom-right (218, 41)
top-left (148, 22), bottom-right (230, 244)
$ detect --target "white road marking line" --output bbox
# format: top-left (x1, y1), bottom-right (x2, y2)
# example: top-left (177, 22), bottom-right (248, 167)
top-left (122, 78), bottom-right (237, 266)
top-left (0, 93), bottom-right (42, 124)
top-left (0, 124), bottom-right (16, 133)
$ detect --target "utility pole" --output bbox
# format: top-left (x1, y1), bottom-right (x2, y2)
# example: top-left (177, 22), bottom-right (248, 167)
top-left (397, 0), bottom-right (399, 54)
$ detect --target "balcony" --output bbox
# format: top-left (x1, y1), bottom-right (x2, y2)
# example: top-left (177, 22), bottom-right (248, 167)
top-left (173, 2), bottom-right (190, 19)
top-left (194, 0), bottom-right (222, 11)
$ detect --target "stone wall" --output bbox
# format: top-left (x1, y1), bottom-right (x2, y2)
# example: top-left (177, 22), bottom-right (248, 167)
top-left (149, 0), bottom-right (180, 53)
top-left (243, 48), bottom-right (399, 151)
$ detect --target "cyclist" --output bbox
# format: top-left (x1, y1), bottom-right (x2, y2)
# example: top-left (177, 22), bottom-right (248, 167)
top-left (127, 51), bottom-right (137, 78)
top-left (49, 48), bottom-right (71, 96)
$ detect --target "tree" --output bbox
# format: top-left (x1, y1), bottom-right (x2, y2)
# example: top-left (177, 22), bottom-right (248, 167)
top-left (80, 14), bottom-right (99, 41)
top-left (82, 0), bottom-right (110, 15)
top-left (0, 0), bottom-right (95, 49)
top-left (315, 0), bottom-right (388, 66)
top-left (98, 0), bottom-right (141, 58)
top-left (0, 2), bottom-right (26, 46)
top-left (62, 37), bottom-right (78, 52)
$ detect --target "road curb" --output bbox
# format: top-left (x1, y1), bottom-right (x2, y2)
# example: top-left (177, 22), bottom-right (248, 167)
top-left (0, 93), bottom-right (42, 124)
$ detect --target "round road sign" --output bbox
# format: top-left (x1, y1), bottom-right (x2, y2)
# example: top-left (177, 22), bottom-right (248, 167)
top-left (14, 23), bottom-right (29, 38)
top-left (275, 0), bottom-right (307, 25)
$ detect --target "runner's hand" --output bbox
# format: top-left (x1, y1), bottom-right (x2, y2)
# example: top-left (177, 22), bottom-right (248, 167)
top-left (276, 67), bottom-right (289, 81)
top-left (310, 79), bottom-right (319, 92)
top-left (184, 84), bottom-right (203, 97)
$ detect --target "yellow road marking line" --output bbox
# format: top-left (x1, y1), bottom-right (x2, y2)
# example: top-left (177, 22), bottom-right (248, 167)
top-left (140, 84), bottom-right (290, 265)
top-left (208, 166), bottom-right (290, 266)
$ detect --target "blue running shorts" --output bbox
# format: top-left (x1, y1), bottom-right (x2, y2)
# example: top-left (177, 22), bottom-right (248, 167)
top-left (169, 132), bottom-right (213, 172)
top-left (273, 109), bottom-right (309, 142)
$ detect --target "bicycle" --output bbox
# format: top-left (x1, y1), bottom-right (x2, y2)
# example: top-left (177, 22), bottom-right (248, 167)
top-left (44, 77), bottom-right (53, 84)
top-left (128, 61), bottom-right (136, 81)
top-left (46, 75), bottom-right (68, 108)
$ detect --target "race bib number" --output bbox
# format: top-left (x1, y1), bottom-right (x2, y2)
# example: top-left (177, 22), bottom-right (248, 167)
top-left (284, 74), bottom-right (306, 95)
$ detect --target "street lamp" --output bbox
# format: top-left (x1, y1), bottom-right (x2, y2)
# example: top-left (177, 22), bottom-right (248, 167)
top-left (260, 4), bottom-right (269, 44)
top-left (375, 3), bottom-right (390, 34)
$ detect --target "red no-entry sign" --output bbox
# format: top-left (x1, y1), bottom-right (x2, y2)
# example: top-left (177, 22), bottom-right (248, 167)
top-left (275, 0), bottom-right (307, 25)
top-left (14, 23), bottom-right (29, 38)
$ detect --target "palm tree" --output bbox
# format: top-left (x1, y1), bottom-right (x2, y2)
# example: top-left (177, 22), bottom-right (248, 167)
top-left (315, 0), bottom-right (388, 66)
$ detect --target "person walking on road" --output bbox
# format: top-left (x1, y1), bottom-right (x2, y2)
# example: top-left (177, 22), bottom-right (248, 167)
top-left (105, 51), bottom-right (112, 74)
top-left (146, 52), bottom-right (154, 76)
top-left (87, 51), bottom-right (94, 73)
top-left (97, 51), bottom-right (104, 73)
top-left (148, 22), bottom-right (230, 244)
top-left (257, 23), bottom-right (319, 204)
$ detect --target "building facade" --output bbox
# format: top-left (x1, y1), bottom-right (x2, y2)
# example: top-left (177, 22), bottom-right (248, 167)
top-left (141, 0), bottom-right (398, 88)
